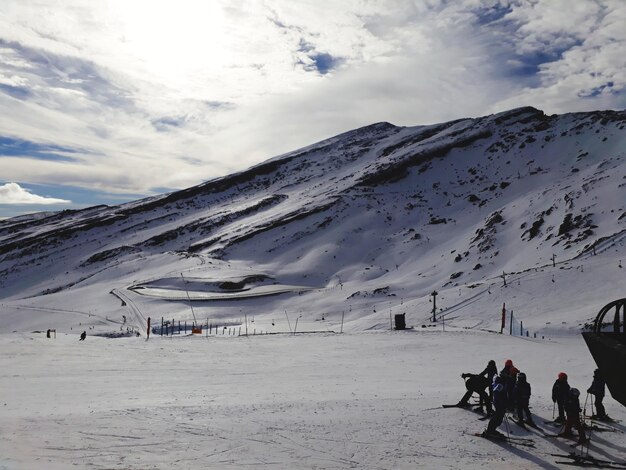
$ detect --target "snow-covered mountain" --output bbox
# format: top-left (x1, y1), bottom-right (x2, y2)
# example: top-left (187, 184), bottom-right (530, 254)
top-left (1, 106), bottom-right (624, 335)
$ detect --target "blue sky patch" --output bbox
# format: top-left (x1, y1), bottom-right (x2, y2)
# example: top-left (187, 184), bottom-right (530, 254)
top-left (0, 136), bottom-right (81, 162)
top-left (0, 83), bottom-right (32, 100)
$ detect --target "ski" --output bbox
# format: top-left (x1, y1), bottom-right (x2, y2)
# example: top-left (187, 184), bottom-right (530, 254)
top-left (554, 460), bottom-right (626, 469)
top-left (583, 421), bottom-right (623, 433)
top-left (584, 416), bottom-right (620, 423)
top-left (465, 432), bottom-right (535, 448)
top-left (585, 424), bottom-right (620, 433)
top-left (551, 454), bottom-right (626, 469)
top-left (442, 404), bottom-right (487, 415)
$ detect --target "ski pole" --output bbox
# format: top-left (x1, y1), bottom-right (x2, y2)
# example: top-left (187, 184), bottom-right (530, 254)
top-left (583, 413), bottom-right (592, 458)
top-left (503, 413), bottom-right (511, 444)
top-left (552, 402), bottom-right (556, 420)
top-left (590, 394), bottom-right (595, 417)
top-left (583, 392), bottom-right (589, 417)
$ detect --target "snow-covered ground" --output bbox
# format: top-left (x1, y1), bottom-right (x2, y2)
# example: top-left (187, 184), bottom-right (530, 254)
top-left (1, 107), bottom-right (625, 468)
top-left (1, 329), bottom-right (624, 469)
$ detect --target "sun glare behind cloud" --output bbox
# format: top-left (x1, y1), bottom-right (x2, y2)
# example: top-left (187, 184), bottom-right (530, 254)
top-left (113, 1), bottom-right (228, 92)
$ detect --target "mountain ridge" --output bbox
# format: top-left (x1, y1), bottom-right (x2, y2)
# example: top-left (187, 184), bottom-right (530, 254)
top-left (1, 106), bottom-right (624, 335)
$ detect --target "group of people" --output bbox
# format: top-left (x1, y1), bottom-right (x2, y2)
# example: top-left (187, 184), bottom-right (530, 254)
top-left (456, 359), bottom-right (610, 445)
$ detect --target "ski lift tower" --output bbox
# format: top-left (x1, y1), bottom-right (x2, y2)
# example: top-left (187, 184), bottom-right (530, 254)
top-left (431, 290), bottom-right (438, 322)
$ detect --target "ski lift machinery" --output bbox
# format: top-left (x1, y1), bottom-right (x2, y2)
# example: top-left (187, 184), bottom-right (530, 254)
top-left (581, 298), bottom-right (626, 407)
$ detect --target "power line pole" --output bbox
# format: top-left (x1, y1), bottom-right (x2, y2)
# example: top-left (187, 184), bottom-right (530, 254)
top-left (431, 290), bottom-right (438, 322)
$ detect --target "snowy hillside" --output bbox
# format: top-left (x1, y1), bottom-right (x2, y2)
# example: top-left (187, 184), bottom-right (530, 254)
top-left (0, 106), bottom-right (624, 336)
top-left (1, 107), bottom-right (626, 469)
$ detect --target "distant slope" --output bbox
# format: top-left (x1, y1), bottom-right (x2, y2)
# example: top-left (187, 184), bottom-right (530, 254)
top-left (1, 106), bottom-right (624, 334)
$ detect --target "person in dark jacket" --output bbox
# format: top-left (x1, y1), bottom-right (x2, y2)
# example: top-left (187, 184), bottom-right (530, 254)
top-left (559, 388), bottom-right (587, 444)
top-left (552, 372), bottom-right (570, 423)
top-left (457, 373), bottom-right (493, 414)
top-left (513, 372), bottom-right (535, 426)
top-left (500, 359), bottom-right (517, 410)
top-left (587, 369), bottom-right (609, 421)
top-left (484, 373), bottom-right (508, 436)
top-left (480, 360), bottom-right (497, 403)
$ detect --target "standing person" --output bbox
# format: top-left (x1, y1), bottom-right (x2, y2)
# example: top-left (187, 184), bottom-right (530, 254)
top-left (79, 331), bottom-right (86, 341)
top-left (500, 359), bottom-right (514, 376)
top-left (513, 372), bottom-right (535, 427)
top-left (552, 372), bottom-right (570, 424)
top-left (559, 388), bottom-right (587, 444)
top-left (483, 373), bottom-right (508, 437)
top-left (587, 369), bottom-right (609, 421)
top-left (500, 359), bottom-right (517, 410)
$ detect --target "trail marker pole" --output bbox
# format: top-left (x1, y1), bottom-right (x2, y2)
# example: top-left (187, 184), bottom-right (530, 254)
top-left (431, 290), bottom-right (438, 322)
top-left (340, 311), bottom-right (345, 334)
top-left (509, 311), bottom-right (513, 335)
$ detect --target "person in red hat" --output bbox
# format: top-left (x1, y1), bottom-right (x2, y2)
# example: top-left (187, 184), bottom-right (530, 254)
top-left (552, 372), bottom-right (570, 424)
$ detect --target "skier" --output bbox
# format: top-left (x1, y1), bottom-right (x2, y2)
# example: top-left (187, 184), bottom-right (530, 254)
top-left (500, 359), bottom-right (517, 410)
top-left (457, 373), bottom-right (493, 414)
top-left (483, 372), bottom-right (508, 437)
top-left (480, 360), bottom-right (497, 402)
top-left (552, 372), bottom-right (570, 424)
top-left (513, 372), bottom-right (535, 427)
top-left (500, 359), bottom-right (513, 375)
top-left (587, 369), bottom-right (609, 421)
top-left (559, 388), bottom-right (588, 444)
top-left (79, 331), bottom-right (86, 341)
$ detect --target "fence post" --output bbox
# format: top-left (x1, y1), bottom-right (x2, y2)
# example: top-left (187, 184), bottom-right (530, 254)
top-left (509, 311), bottom-right (513, 335)
top-left (520, 320), bottom-right (523, 336)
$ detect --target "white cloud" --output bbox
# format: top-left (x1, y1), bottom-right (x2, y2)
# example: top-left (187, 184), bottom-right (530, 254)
top-left (0, 182), bottom-right (71, 205)
top-left (0, 0), bottom-right (624, 203)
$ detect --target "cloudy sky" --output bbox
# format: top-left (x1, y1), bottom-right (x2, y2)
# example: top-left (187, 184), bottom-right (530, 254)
top-left (1, 0), bottom-right (625, 218)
